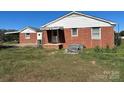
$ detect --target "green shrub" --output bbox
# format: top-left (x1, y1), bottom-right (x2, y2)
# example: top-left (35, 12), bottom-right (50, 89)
top-left (105, 45), bottom-right (111, 53)
top-left (112, 47), bottom-right (117, 53)
top-left (94, 46), bottom-right (103, 53)
top-left (93, 45), bottom-right (117, 53)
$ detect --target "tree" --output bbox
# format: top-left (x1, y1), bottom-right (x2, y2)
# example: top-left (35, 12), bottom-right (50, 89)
top-left (0, 29), bottom-right (18, 43)
top-left (115, 32), bottom-right (121, 46)
top-left (119, 30), bottom-right (124, 36)
top-left (4, 33), bottom-right (19, 42)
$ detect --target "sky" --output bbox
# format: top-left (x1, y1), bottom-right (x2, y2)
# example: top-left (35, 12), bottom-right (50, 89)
top-left (0, 11), bottom-right (123, 32)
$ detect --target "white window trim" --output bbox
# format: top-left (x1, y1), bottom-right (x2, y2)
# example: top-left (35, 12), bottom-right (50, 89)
top-left (25, 33), bottom-right (30, 39)
top-left (71, 28), bottom-right (78, 37)
top-left (91, 27), bottom-right (101, 40)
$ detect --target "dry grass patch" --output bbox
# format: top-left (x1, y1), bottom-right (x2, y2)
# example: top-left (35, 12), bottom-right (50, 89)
top-left (0, 47), bottom-right (123, 81)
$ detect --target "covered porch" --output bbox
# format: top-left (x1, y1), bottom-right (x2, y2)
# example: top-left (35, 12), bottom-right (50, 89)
top-left (42, 27), bottom-right (65, 49)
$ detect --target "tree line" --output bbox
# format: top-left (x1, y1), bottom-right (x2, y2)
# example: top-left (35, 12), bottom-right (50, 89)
top-left (0, 29), bottom-right (19, 43)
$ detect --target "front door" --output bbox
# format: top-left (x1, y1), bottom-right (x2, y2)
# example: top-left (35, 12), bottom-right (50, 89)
top-left (52, 30), bottom-right (59, 43)
top-left (37, 32), bottom-right (42, 46)
top-left (37, 32), bottom-right (42, 40)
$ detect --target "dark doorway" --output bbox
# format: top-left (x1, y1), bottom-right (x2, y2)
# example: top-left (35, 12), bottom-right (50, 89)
top-left (47, 29), bottom-right (65, 43)
top-left (51, 30), bottom-right (59, 43)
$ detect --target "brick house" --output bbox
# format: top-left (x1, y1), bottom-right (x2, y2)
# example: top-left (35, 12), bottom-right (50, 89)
top-left (19, 26), bottom-right (42, 46)
top-left (41, 11), bottom-right (116, 49)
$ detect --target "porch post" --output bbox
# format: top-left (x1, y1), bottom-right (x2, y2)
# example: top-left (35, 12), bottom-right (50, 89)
top-left (57, 29), bottom-right (59, 43)
top-left (51, 30), bottom-right (53, 43)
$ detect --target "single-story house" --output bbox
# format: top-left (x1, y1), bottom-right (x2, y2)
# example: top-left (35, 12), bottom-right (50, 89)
top-left (5, 11), bottom-right (116, 49)
top-left (41, 11), bottom-right (116, 49)
top-left (19, 26), bottom-right (42, 46)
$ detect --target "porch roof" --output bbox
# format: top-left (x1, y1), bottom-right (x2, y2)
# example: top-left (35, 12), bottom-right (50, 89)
top-left (41, 26), bottom-right (64, 30)
top-left (4, 31), bottom-right (20, 34)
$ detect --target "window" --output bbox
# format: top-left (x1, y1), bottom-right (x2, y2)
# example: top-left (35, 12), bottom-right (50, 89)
top-left (25, 33), bottom-right (30, 39)
top-left (91, 27), bottom-right (101, 39)
top-left (71, 28), bottom-right (78, 37)
top-left (38, 34), bottom-right (40, 36)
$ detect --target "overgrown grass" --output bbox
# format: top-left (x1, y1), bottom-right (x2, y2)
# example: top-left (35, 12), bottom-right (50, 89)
top-left (80, 45), bottom-right (124, 81)
top-left (0, 45), bottom-right (124, 81)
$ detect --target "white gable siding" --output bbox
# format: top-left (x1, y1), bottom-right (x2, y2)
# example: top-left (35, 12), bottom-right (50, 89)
top-left (20, 28), bottom-right (36, 33)
top-left (46, 14), bottom-right (112, 28)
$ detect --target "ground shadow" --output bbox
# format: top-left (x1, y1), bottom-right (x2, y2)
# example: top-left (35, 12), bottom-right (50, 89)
top-left (0, 45), bottom-right (18, 50)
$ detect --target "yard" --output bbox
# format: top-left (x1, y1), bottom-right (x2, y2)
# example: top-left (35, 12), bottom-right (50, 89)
top-left (0, 44), bottom-right (124, 81)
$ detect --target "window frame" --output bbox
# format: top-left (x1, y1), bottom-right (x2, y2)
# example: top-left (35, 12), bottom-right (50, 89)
top-left (25, 33), bottom-right (30, 39)
top-left (91, 27), bottom-right (101, 40)
top-left (71, 28), bottom-right (78, 37)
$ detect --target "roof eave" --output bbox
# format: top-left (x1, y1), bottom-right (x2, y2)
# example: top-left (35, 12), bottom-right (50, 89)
top-left (19, 26), bottom-right (41, 32)
top-left (40, 11), bottom-right (116, 28)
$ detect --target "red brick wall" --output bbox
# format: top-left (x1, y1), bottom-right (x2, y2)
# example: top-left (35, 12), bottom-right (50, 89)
top-left (100, 27), bottom-right (114, 48)
top-left (42, 31), bottom-right (48, 44)
top-left (19, 33), bottom-right (37, 44)
top-left (63, 28), bottom-right (92, 48)
top-left (42, 26), bottom-right (114, 48)
top-left (91, 27), bottom-right (114, 48)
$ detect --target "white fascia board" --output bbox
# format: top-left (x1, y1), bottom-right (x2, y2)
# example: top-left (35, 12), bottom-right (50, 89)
top-left (20, 27), bottom-right (37, 33)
